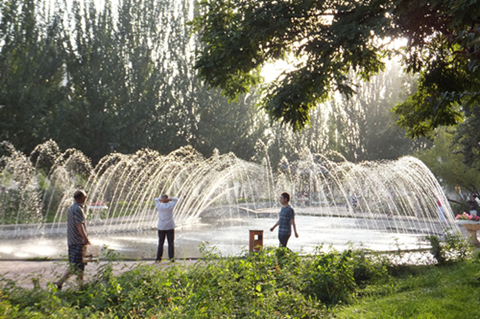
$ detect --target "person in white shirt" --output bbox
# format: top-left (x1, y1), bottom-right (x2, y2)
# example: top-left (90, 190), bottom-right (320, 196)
top-left (155, 194), bottom-right (178, 262)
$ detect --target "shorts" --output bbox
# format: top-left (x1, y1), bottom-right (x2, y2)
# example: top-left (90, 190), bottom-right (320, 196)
top-left (68, 245), bottom-right (86, 271)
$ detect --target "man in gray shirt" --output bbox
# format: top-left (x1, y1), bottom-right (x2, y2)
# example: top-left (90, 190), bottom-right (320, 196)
top-left (54, 190), bottom-right (90, 290)
top-left (270, 192), bottom-right (299, 248)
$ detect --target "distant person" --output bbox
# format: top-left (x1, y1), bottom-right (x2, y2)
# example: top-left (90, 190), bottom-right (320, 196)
top-left (155, 194), bottom-right (178, 262)
top-left (414, 193), bottom-right (423, 218)
top-left (270, 192), bottom-right (299, 248)
top-left (54, 190), bottom-right (90, 290)
top-left (436, 197), bottom-right (447, 222)
top-left (386, 193), bottom-right (394, 217)
top-left (468, 195), bottom-right (479, 216)
top-left (351, 193), bottom-right (357, 206)
top-left (349, 192), bottom-right (358, 213)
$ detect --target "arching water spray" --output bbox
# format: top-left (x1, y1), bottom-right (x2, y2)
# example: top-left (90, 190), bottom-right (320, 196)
top-left (0, 141), bottom-right (457, 258)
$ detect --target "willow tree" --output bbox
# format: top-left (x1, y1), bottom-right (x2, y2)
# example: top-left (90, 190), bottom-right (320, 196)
top-left (259, 62), bottom-right (431, 166)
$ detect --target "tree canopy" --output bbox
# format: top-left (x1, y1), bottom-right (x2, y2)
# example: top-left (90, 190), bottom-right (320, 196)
top-left (0, 0), bottom-right (434, 167)
top-left (454, 104), bottom-right (480, 170)
top-left (0, 0), bottom-right (265, 163)
top-left (415, 127), bottom-right (480, 194)
top-left (191, 0), bottom-right (480, 136)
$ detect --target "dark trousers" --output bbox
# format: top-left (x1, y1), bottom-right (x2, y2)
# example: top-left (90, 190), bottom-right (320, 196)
top-left (157, 229), bottom-right (174, 261)
top-left (279, 234), bottom-right (291, 248)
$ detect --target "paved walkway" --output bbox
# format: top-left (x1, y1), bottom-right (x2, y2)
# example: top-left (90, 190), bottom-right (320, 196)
top-left (0, 259), bottom-right (195, 289)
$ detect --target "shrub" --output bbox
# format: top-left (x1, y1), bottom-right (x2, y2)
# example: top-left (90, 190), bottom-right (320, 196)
top-left (426, 230), bottom-right (472, 265)
top-left (301, 247), bottom-right (388, 305)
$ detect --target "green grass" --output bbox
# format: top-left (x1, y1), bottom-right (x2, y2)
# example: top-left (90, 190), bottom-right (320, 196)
top-left (335, 261), bottom-right (480, 319)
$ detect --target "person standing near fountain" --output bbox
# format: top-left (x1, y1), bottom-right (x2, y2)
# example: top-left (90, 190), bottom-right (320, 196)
top-left (155, 194), bottom-right (178, 262)
top-left (270, 192), bottom-right (299, 248)
top-left (436, 197), bottom-right (447, 222)
top-left (54, 190), bottom-right (90, 290)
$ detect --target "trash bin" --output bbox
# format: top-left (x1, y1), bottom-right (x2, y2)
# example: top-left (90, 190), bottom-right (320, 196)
top-left (249, 230), bottom-right (263, 252)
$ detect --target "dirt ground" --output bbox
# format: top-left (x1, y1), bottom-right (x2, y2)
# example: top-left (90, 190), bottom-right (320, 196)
top-left (0, 259), bottom-right (195, 289)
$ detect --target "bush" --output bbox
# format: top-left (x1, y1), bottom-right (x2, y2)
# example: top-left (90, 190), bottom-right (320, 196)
top-left (450, 201), bottom-right (470, 217)
top-left (426, 230), bottom-right (472, 265)
top-left (301, 247), bottom-right (389, 305)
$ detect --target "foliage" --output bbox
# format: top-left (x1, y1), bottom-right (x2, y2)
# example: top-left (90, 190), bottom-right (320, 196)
top-left (413, 127), bottom-right (480, 194)
top-left (190, 87), bottom-right (266, 159)
top-left (192, 0), bottom-right (480, 137)
top-left (0, 245), bottom-right (394, 318)
top-left (426, 235), bottom-right (447, 264)
top-left (257, 62), bottom-right (431, 166)
top-left (301, 247), bottom-right (389, 305)
top-left (0, 0), bottom-right (68, 152)
top-left (0, 0), bottom-right (441, 169)
top-left (320, 62), bottom-right (431, 162)
top-left (0, 188), bottom-right (42, 224)
top-left (454, 104), bottom-right (480, 170)
top-left (0, 0), bottom-right (265, 164)
top-left (449, 200), bottom-right (471, 217)
top-left (61, 0), bottom-right (197, 163)
top-left (392, 0), bottom-right (480, 137)
top-left (1, 238), bottom-right (477, 318)
top-left (191, 0), bottom-right (393, 131)
top-left (425, 231), bottom-right (472, 265)
top-left (0, 0), bottom-right (475, 173)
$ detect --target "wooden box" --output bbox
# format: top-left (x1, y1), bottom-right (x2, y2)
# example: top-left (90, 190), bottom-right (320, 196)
top-left (82, 245), bottom-right (100, 263)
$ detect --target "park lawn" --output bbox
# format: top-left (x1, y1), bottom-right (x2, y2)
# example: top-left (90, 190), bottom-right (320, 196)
top-left (335, 261), bottom-right (480, 319)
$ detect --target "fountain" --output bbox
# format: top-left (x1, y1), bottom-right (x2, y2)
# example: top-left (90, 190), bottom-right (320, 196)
top-left (0, 140), bottom-right (458, 260)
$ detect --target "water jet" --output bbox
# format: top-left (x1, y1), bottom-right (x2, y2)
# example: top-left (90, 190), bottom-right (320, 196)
top-left (0, 140), bottom-right (457, 259)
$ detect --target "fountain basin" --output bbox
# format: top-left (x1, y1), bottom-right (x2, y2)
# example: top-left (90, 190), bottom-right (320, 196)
top-left (0, 215), bottom-right (441, 260)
